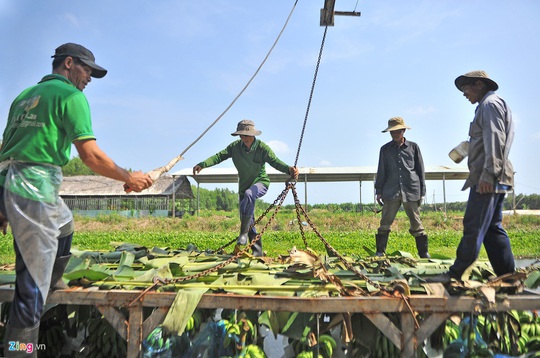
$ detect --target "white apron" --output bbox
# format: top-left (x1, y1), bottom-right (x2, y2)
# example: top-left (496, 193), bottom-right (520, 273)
top-left (0, 160), bottom-right (72, 302)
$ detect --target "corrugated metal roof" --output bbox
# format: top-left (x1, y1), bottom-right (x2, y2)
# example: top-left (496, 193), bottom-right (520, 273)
top-left (171, 166), bottom-right (469, 184)
top-left (59, 175), bottom-right (194, 198)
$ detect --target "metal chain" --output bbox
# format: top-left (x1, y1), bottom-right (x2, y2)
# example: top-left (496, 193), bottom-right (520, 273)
top-left (165, 183), bottom-right (293, 284)
top-left (294, 25), bottom-right (328, 167)
top-left (129, 22), bottom-right (385, 305)
top-left (128, 184), bottom-right (295, 306)
top-left (291, 185), bottom-right (382, 291)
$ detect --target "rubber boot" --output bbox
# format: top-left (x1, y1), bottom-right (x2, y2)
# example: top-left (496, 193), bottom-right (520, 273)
top-left (375, 233), bottom-right (389, 257)
top-left (236, 215), bottom-right (252, 246)
top-left (249, 233), bottom-right (263, 257)
top-left (415, 234), bottom-right (430, 258)
top-left (50, 254), bottom-right (71, 290)
top-left (3, 323), bottom-right (39, 357)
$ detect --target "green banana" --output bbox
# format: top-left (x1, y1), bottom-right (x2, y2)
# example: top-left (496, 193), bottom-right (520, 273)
top-left (185, 316), bottom-right (194, 331)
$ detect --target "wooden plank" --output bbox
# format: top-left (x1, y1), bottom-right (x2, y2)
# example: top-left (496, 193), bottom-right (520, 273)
top-left (416, 313), bottom-right (451, 343)
top-left (0, 286), bottom-right (539, 357)
top-left (0, 288), bottom-right (538, 314)
top-left (96, 305), bottom-right (128, 341)
top-left (142, 307), bottom-right (168, 339)
top-left (401, 313), bottom-right (416, 358)
top-left (320, 0), bottom-right (335, 26)
top-left (334, 11), bottom-right (361, 17)
top-left (127, 304), bottom-right (143, 358)
top-left (364, 313), bottom-right (401, 349)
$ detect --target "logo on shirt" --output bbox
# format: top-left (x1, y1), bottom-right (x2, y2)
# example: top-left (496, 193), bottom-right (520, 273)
top-left (11, 96), bottom-right (44, 128)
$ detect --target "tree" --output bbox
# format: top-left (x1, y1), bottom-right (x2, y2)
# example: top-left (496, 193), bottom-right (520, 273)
top-left (62, 156), bottom-right (96, 176)
top-left (216, 188), bottom-right (237, 211)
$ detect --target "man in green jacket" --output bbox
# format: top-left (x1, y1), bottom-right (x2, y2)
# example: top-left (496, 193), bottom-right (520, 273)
top-left (193, 120), bottom-right (298, 256)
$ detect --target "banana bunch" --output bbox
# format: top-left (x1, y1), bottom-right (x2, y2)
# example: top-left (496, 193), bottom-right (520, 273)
top-left (441, 320), bottom-right (460, 350)
top-left (290, 333), bottom-right (336, 358)
top-left (38, 323), bottom-right (65, 357)
top-left (238, 344), bottom-right (267, 358)
top-left (526, 335), bottom-right (540, 354)
top-left (222, 315), bottom-right (257, 352)
top-left (519, 310), bottom-right (540, 354)
top-left (521, 311), bottom-right (540, 337)
top-left (84, 316), bottom-right (127, 358)
top-left (373, 331), bottom-right (399, 358)
top-left (290, 336), bottom-right (310, 356)
top-left (185, 309), bottom-right (203, 332)
top-left (477, 314), bottom-right (491, 342)
top-left (435, 312), bottom-right (540, 357)
top-left (318, 334), bottom-right (337, 358)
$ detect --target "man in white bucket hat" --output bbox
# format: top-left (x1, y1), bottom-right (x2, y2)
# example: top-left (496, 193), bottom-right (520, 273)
top-left (193, 120), bottom-right (298, 256)
top-left (374, 117), bottom-right (430, 259)
top-left (428, 70), bottom-right (515, 283)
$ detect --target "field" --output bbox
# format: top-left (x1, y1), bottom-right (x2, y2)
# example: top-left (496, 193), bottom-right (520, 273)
top-left (1, 209), bottom-right (538, 264)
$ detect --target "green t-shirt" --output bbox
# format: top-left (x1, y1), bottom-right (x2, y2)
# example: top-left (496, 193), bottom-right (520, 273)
top-left (0, 74), bottom-right (96, 199)
top-left (198, 139), bottom-right (290, 195)
top-left (0, 74), bottom-right (95, 165)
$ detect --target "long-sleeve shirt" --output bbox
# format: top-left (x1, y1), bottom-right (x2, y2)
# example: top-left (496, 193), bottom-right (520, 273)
top-left (197, 138), bottom-right (290, 195)
top-left (374, 139), bottom-right (425, 202)
top-left (463, 91), bottom-right (514, 192)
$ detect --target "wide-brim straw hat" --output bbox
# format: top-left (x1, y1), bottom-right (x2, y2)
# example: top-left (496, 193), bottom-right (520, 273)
top-left (231, 119), bottom-right (262, 136)
top-left (454, 70), bottom-right (498, 92)
top-left (382, 117), bottom-right (411, 133)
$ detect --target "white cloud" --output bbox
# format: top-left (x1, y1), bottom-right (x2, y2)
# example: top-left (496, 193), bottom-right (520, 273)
top-left (63, 12), bottom-right (80, 27)
top-left (406, 106), bottom-right (436, 116)
top-left (318, 160), bottom-right (332, 166)
top-left (266, 140), bottom-right (290, 155)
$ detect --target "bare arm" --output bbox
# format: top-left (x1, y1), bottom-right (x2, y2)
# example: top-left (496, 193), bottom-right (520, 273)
top-left (74, 139), bottom-right (153, 192)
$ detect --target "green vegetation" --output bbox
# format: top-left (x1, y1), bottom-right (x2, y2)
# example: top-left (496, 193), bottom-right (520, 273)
top-left (61, 156), bottom-right (96, 176)
top-left (1, 210), bottom-right (538, 264)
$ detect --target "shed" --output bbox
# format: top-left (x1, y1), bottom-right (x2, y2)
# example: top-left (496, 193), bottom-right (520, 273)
top-left (59, 175), bottom-right (194, 217)
top-left (171, 165), bottom-right (470, 214)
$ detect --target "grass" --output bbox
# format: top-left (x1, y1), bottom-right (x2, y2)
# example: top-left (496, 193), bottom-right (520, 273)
top-left (0, 209), bottom-right (538, 264)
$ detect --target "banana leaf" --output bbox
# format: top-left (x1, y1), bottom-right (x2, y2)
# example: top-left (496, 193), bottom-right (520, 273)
top-left (162, 289), bottom-right (207, 336)
top-left (524, 270), bottom-right (540, 289)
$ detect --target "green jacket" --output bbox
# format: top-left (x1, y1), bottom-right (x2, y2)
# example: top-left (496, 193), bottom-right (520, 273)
top-left (198, 139), bottom-right (290, 195)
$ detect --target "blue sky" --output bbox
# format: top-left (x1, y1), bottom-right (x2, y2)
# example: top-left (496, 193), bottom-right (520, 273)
top-left (1, 0), bottom-right (539, 205)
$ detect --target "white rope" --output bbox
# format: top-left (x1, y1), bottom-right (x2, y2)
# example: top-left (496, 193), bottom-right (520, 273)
top-left (149, 0), bottom-right (299, 180)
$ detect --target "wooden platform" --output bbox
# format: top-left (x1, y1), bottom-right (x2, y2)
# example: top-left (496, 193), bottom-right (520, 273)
top-left (1, 285), bottom-right (539, 357)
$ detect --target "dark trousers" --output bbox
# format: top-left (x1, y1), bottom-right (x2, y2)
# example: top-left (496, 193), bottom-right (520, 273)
top-left (239, 183), bottom-right (268, 238)
top-left (449, 187), bottom-right (515, 278)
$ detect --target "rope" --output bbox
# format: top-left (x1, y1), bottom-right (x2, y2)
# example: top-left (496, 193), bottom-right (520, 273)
top-left (293, 25), bottom-right (329, 167)
top-left (176, 0), bottom-right (299, 160)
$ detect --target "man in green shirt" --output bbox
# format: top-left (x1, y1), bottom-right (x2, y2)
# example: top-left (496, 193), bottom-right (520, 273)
top-left (193, 120), bottom-right (298, 256)
top-left (0, 43), bottom-right (153, 356)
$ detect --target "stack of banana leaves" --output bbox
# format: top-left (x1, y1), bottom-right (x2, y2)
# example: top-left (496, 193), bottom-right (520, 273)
top-left (0, 243), bottom-right (539, 358)
top-left (0, 242), bottom-right (536, 296)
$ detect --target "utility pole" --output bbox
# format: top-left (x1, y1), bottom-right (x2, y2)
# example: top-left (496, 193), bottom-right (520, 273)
top-left (320, 0), bottom-right (361, 26)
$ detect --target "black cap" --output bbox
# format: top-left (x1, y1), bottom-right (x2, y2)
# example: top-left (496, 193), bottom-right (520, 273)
top-left (52, 43), bottom-right (107, 78)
